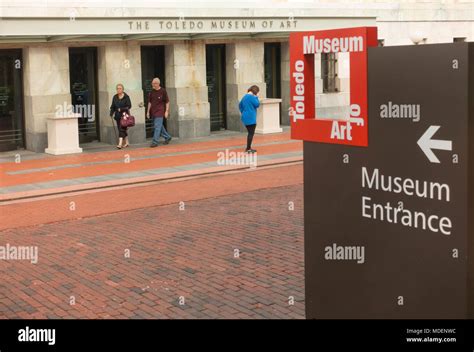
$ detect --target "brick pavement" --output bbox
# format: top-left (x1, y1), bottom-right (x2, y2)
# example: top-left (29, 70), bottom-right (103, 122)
top-left (0, 168), bottom-right (304, 319)
top-left (0, 163), bottom-right (302, 230)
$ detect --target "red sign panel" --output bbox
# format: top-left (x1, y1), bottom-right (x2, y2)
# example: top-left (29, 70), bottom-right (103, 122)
top-left (289, 27), bottom-right (378, 146)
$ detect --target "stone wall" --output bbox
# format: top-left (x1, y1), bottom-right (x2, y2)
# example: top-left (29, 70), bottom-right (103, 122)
top-left (165, 42), bottom-right (210, 139)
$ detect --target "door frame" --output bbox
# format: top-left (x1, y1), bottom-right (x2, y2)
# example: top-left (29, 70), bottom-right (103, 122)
top-left (0, 48), bottom-right (25, 151)
top-left (206, 44), bottom-right (227, 131)
top-left (140, 45), bottom-right (166, 138)
top-left (264, 42), bottom-right (282, 99)
top-left (68, 46), bottom-right (100, 143)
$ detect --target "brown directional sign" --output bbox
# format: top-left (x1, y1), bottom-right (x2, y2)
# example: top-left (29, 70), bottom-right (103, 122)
top-left (304, 42), bottom-right (474, 318)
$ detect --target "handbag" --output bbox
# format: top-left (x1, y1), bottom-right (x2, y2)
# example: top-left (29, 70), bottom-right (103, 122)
top-left (120, 111), bottom-right (135, 128)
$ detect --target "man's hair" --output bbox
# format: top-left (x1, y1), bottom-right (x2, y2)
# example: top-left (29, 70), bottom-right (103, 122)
top-left (247, 85), bottom-right (260, 95)
top-left (152, 77), bottom-right (161, 84)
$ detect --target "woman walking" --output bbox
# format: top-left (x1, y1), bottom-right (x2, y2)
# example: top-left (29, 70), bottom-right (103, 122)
top-left (109, 83), bottom-right (132, 149)
top-left (239, 85), bottom-right (260, 153)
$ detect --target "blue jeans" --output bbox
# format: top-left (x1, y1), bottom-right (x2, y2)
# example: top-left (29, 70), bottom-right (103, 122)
top-left (152, 116), bottom-right (171, 145)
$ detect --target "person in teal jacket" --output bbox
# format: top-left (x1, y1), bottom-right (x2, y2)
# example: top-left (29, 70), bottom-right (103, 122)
top-left (239, 85), bottom-right (260, 153)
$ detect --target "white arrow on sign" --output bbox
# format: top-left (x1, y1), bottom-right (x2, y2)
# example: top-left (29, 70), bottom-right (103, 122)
top-left (417, 125), bottom-right (452, 163)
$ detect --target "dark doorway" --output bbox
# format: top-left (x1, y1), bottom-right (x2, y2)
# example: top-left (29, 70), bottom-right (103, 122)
top-left (206, 44), bottom-right (227, 131)
top-left (69, 47), bottom-right (99, 143)
top-left (264, 43), bottom-right (282, 98)
top-left (0, 49), bottom-right (24, 151)
top-left (141, 46), bottom-right (166, 138)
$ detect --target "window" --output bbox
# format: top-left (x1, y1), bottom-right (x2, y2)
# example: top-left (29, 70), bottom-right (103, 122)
top-left (321, 52), bottom-right (338, 93)
top-left (453, 37), bottom-right (467, 42)
top-left (264, 43), bottom-right (281, 98)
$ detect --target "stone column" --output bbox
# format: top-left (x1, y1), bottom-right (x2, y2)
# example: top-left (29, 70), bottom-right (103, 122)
top-left (23, 46), bottom-right (71, 152)
top-left (97, 42), bottom-right (145, 145)
top-left (337, 52), bottom-right (351, 99)
top-left (280, 41), bottom-right (290, 126)
top-left (164, 42), bottom-right (210, 139)
top-left (226, 41), bottom-right (266, 132)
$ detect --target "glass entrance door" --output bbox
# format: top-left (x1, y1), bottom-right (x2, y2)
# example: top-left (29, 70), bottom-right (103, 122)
top-left (141, 46), bottom-right (166, 138)
top-left (69, 47), bottom-right (99, 143)
top-left (264, 43), bottom-right (282, 99)
top-left (0, 50), bottom-right (24, 151)
top-left (206, 44), bottom-right (227, 131)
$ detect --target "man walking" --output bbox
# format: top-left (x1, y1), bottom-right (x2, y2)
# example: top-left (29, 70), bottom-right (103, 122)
top-left (147, 77), bottom-right (172, 147)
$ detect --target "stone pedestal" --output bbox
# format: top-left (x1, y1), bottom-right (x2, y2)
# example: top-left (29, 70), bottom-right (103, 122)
top-left (256, 98), bottom-right (283, 134)
top-left (45, 114), bottom-right (82, 155)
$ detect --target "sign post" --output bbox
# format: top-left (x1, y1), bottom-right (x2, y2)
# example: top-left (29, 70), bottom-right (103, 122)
top-left (290, 27), bottom-right (474, 318)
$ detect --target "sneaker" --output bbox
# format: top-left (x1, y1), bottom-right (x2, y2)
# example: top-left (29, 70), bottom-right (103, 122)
top-left (249, 149), bottom-right (257, 153)
top-left (150, 143), bottom-right (158, 148)
top-left (164, 137), bottom-right (172, 145)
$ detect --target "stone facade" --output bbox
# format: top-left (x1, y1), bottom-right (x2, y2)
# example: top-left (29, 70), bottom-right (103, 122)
top-left (0, 1), bottom-right (472, 152)
top-left (23, 47), bottom-right (71, 152)
top-left (165, 42), bottom-right (210, 139)
top-left (98, 43), bottom-right (146, 145)
top-left (226, 42), bottom-right (266, 132)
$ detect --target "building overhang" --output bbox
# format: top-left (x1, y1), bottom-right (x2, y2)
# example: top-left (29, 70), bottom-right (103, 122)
top-left (0, 16), bottom-right (377, 44)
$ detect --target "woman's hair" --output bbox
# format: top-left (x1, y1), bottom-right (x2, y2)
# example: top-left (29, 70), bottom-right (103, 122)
top-left (116, 83), bottom-right (124, 90)
top-left (247, 85), bottom-right (260, 95)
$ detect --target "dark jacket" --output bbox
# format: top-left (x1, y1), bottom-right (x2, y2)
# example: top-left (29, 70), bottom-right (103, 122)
top-left (109, 93), bottom-right (132, 121)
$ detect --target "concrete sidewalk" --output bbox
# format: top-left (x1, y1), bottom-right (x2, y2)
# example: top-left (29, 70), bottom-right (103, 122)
top-left (0, 130), bottom-right (302, 201)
